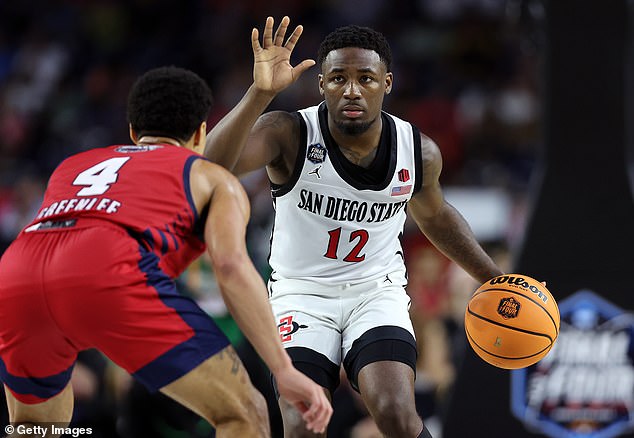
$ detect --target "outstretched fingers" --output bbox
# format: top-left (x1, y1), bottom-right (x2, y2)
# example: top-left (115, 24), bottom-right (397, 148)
top-left (284, 24), bottom-right (303, 52)
top-left (251, 16), bottom-right (316, 88)
top-left (273, 16), bottom-right (290, 46)
top-left (251, 27), bottom-right (261, 53)
top-left (253, 16), bottom-right (313, 56)
top-left (261, 16), bottom-right (275, 48)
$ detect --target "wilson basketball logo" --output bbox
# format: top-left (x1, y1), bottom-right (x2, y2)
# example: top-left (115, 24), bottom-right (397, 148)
top-left (489, 275), bottom-right (549, 303)
top-left (497, 297), bottom-right (521, 319)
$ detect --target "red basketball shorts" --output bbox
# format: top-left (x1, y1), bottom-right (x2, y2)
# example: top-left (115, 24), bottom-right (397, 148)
top-left (0, 219), bottom-right (229, 404)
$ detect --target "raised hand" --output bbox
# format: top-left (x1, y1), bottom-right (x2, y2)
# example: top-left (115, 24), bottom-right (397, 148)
top-left (251, 16), bottom-right (315, 95)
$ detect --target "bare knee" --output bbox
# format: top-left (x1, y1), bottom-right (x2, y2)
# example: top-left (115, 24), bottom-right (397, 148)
top-left (369, 394), bottom-right (422, 437)
top-left (160, 350), bottom-right (271, 437)
top-left (246, 388), bottom-right (269, 429)
top-left (213, 386), bottom-right (269, 436)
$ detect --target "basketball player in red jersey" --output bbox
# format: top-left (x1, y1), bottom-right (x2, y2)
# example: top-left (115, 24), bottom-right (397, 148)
top-left (204, 17), bottom-right (503, 438)
top-left (0, 66), bottom-right (331, 437)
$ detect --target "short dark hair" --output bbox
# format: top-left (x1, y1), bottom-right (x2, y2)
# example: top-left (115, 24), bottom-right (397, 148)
top-left (127, 66), bottom-right (212, 142)
top-left (317, 25), bottom-right (392, 71)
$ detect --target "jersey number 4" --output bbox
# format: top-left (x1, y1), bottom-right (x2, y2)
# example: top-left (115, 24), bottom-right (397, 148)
top-left (324, 227), bottom-right (368, 262)
top-left (72, 157), bottom-right (131, 196)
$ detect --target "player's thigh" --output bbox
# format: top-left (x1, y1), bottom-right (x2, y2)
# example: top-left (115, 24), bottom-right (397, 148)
top-left (0, 233), bottom-right (79, 406)
top-left (341, 285), bottom-right (417, 391)
top-left (5, 383), bottom-right (74, 426)
top-left (160, 345), bottom-right (267, 427)
top-left (270, 293), bottom-right (342, 394)
top-left (76, 240), bottom-right (232, 393)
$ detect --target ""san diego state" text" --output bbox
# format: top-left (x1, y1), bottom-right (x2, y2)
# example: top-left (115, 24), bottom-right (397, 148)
top-left (297, 189), bottom-right (406, 223)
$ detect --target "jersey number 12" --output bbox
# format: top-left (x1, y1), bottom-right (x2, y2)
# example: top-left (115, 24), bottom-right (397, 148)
top-left (324, 227), bottom-right (368, 262)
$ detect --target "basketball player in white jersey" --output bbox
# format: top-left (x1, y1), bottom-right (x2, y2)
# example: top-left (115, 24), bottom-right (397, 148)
top-left (205, 16), bottom-right (504, 438)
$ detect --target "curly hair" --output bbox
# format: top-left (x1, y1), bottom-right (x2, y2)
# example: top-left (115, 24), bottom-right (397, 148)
top-left (127, 66), bottom-right (213, 142)
top-left (317, 25), bottom-right (392, 71)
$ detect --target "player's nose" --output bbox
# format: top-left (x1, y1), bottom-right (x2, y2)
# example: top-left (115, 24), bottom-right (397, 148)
top-left (343, 80), bottom-right (361, 98)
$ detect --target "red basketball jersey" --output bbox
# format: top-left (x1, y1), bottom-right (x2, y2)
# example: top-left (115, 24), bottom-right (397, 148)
top-left (23, 144), bottom-right (207, 277)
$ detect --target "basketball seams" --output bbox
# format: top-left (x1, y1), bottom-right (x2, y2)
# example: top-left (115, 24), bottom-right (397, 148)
top-left (474, 287), bottom-right (559, 336)
top-left (466, 306), bottom-right (554, 343)
top-left (465, 327), bottom-right (553, 361)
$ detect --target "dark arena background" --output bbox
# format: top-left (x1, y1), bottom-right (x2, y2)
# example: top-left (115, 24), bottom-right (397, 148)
top-left (0, 1), bottom-right (633, 437)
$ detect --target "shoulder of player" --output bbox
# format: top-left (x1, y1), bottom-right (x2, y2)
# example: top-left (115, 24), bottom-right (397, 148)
top-left (186, 159), bottom-right (233, 218)
top-left (415, 132), bottom-right (439, 160)
top-left (417, 132), bottom-right (442, 180)
top-left (190, 157), bottom-right (233, 180)
top-left (254, 110), bottom-right (298, 135)
top-left (255, 110), bottom-right (302, 157)
top-left (189, 158), bottom-right (243, 202)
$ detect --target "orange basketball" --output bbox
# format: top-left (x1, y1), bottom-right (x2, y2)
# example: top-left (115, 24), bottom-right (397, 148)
top-left (464, 274), bottom-right (560, 369)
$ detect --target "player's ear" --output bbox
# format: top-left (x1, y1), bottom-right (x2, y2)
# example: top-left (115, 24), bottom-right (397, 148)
top-left (129, 124), bottom-right (139, 144)
top-left (192, 121), bottom-right (207, 151)
top-left (318, 74), bottom-right (325, 96)
top-left (385, 72), bottom-right (393, 95)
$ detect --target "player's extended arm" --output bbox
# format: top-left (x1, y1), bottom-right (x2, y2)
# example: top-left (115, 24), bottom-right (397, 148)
top-left (204, 16), bottom-right (314, 175)
top-left (192, 161), bottom-right (332, 432)
top-left (407, 134), bottom-right (504, 284)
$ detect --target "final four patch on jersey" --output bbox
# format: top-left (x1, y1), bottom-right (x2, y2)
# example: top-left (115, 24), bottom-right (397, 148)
top-left (307, 143), bottom-right (327, 163)
top-left (115, 145), bottom-right (164, 153)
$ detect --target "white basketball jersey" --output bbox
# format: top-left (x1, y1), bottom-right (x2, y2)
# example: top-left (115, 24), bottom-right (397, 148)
top-left (268, 103), bottom-right (422, 285)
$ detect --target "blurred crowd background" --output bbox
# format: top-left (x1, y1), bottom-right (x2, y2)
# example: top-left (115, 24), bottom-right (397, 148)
top-left (0, 0), bottom-right (545, 437)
